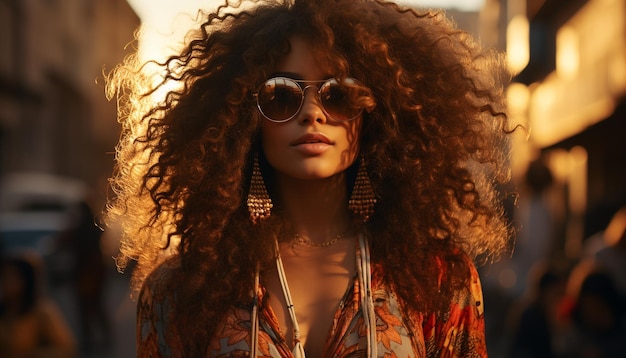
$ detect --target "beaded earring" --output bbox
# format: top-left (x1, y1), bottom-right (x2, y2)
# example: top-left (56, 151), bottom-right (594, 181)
top-left (247, 153), bottom-right (273, 224)
top-left (349, 157), bottom-right (376, 223)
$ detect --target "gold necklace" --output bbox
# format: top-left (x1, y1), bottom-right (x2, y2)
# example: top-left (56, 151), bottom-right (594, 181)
top-left (292, 231), bottom-right (347, 248)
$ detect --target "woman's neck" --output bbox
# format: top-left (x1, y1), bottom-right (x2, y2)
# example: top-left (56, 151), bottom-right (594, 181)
top-left (274, 172), bottom-right (352, 244)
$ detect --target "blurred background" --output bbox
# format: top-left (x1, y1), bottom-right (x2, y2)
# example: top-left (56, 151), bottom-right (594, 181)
top-left (1, 0), bottom-right (625, 357)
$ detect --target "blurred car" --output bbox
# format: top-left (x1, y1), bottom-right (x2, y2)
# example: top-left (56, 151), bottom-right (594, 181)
top-left (0, 172), bottom-right (86, 212)
top-left (0, 211), bottom-right (67, 255)
top-left (0, 172), bottom-right (86, 283)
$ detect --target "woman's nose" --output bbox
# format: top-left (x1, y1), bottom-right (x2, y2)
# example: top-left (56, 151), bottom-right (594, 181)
top-left (297, 87), bottom-right (327, 124)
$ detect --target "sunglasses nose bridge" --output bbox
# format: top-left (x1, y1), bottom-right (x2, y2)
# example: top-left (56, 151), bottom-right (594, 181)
top-left (298, 83), bottom-right (328, 123)
top-left (301, 84), bottom-right (321, 100)
top-left (300, 84), bottom-right (324, 109)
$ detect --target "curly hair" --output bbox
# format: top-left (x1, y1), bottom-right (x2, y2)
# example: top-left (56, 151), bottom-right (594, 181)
top-left (106, 0), bottom-right (513, 354)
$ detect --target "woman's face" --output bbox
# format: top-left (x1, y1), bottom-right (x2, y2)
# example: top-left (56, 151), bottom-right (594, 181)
top-left (260, 36), bottom-right (361, 181)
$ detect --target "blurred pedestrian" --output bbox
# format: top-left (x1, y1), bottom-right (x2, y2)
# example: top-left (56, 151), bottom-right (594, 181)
top-left (591, 207), bottom-right (626, 295)
top-left (511, 158), bottom-right (559, 296)
top-left (555, 261), bottom-right (626, 357)
top-left (509, 261), bottom-right (565, 358)
top-left (64, 200), bottom-right (112, 353)
top-left (0, 252), bottom-right (77, 358)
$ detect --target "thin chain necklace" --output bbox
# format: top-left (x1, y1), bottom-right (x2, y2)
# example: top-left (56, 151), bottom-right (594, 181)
top-left (292, 229), bottom-right (350, 248)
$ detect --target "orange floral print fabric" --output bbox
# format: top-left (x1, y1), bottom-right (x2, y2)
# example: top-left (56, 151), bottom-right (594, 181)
top-left (137, 255), bottom-right (487, 357)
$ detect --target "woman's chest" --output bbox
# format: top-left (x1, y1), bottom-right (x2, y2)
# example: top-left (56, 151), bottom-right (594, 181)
top-left (209, 283), bottom-right (426, 358)
top-left (264, 243), bottom-right (357, 356)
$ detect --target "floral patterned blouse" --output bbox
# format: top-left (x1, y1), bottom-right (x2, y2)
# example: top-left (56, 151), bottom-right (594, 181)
top-left (137, 252), bottom-right (487, 357)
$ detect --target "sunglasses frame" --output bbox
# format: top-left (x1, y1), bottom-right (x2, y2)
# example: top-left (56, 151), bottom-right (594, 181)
top-left (254, 77), bottom-right (365, 123)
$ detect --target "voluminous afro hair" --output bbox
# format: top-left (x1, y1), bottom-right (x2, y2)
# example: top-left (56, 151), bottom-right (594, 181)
top-left (106, 0), bottom-right (514, 354)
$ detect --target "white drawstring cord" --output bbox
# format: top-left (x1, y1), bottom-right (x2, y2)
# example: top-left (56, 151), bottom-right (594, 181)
top-left (249, 236), bottom-right (376, 357)
top-left (357, 233), bottom-right (377, 357)
top-left (275, 240), bottom-right (306, 358)
top-left (250, 262), bottom-right (260, 357)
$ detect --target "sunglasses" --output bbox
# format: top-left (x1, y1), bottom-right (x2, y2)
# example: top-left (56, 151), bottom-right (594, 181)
top-left (254, 77), bottom-right (369, 123)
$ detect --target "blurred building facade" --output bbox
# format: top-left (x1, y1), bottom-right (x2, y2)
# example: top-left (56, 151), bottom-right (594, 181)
top-left (0, 0), bottom-right (139, 206)
top-left (470, 2), bottom-right (626, 356)
top-left (504, 0), bottom-right (626, 259)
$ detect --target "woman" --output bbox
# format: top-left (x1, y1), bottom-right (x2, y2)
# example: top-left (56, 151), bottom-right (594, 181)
top-left (106, 0), bottom-right (513, 356)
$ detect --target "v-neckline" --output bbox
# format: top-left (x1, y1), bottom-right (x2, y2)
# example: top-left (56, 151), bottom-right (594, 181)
top-left (250, 233), bottom-right (376, 357)
top-left (260, 272), bottom-right (359, 355)
top-left (260, 235), bottom-right (362, 355)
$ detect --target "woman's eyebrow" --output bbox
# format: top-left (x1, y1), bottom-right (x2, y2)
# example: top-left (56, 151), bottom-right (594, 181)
top-left (268, 71), bottom-right (303, 80)
top-left (267, 72), bottom-right (335, 81)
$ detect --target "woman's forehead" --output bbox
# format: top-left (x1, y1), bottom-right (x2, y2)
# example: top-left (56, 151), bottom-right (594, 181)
top-left (272, 37), bottom-right (326, 78)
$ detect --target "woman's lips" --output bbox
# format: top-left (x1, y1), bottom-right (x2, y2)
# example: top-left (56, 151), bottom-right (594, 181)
top-left (291, 133), bottom-right (333, 155)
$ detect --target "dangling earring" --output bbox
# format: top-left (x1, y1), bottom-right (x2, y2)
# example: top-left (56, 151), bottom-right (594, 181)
top-left (247, 153), bottom-right (273, 224)
top-left (349, 157), bottom-right (376, 223)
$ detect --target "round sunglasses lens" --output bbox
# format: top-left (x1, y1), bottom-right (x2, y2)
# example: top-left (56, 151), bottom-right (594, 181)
top-left (320, 79), bottom-right (363, 121)
top-left (257, 78), bottom-right (302, 121)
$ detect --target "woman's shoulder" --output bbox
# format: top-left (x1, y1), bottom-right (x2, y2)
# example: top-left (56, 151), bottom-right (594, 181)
top-left (439, 247), bottom-right (483, 302)
top-left (431, 247), bottom-right (485, 320)
top-left (438, 246), bottom-right (481, 280)
top-left (139, 256), bottom-right (181, 302)
top-left (136, 257), bottom-right (185, 356)
top-left (382, 245), bottom-right (483, 310)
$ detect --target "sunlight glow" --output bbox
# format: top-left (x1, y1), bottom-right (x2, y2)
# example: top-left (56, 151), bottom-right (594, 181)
top-left (526, 0), bottom-right (624, 148)
top-left (556, 26), bottom-right (580, 80)
top-left (398, 0), bottom-right (484, 11)
top-left (506, 83), bottom-right (531, 180)
top-left (506, 15), bottom-right (530, 75)
top-left (127, 0), bottom-right (485, 102)
top-left (128, 0), bottom-right (485, 66)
